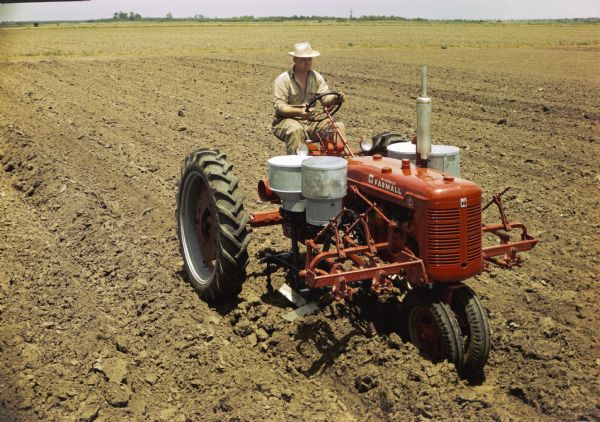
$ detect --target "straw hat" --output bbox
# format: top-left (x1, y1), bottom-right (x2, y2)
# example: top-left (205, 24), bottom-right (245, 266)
top-left (288, 42), bottom-right (320, 58)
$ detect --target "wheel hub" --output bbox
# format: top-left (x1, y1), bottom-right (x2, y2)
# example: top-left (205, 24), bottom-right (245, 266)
top-left (194, 186), bottom-right (217, 272)
top-left (412, 307), bottom-right (442, 359)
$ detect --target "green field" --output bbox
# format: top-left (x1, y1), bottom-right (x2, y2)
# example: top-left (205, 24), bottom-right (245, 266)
top-left (1, 21), bottom-right (599, 60)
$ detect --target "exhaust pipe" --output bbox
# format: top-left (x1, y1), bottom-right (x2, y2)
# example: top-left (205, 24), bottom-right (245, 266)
top-left (416, 65), bottom-right (432, 163)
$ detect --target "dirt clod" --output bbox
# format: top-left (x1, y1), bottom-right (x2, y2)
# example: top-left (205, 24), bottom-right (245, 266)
top-left (104, 385), bottom-right (131, 408)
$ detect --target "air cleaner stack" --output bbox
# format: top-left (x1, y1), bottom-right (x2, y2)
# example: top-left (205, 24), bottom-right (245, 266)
top-left (416, 65), bottom-right (432, 163)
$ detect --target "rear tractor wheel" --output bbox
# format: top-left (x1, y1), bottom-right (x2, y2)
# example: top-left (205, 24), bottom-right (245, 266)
top-left (405, 288), bottom-right (465, 370)
top-left (176, 148), bottom-right (250, 302)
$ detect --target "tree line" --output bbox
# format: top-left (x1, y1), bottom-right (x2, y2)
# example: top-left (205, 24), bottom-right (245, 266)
top-left (112, 11), bottom-right (142, 21)
top-left (106, 13), bottom-right (599, 23)
top-left (3, 13), bottom-right (598, 26)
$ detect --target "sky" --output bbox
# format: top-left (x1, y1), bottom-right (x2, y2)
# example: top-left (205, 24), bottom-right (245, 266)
top-left (0, 0), bottom-right (598, 22)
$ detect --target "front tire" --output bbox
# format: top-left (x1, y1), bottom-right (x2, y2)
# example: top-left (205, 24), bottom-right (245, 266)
top-left (405, 288), bottom-right (465, 369)
top-left (452, 286), bottom-right (491, 380)
top-left (176, 148), bottom-right (250, 302)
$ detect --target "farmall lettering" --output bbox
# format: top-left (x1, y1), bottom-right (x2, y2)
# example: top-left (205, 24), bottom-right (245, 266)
top-left (367, 174), bottom-right (403, 195)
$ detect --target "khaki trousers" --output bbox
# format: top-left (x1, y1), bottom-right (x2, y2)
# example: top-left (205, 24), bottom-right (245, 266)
top-left (272, 118), bottom-right (347, 155)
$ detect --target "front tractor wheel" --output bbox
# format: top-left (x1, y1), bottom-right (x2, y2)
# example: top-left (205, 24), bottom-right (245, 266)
top-left (451, 286), bottom-right (491, 380)
top-left (176, 148), bottom-right (250, 302)
top-left (405, 288), bottom-right (465, 370)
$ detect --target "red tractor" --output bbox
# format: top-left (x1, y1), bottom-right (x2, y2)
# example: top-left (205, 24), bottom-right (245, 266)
top-left (176, 67), bottom-right (537, 379)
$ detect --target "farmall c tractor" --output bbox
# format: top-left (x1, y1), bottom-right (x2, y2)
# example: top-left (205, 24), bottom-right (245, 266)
top-left (176, 67), bottom-right (537, 379)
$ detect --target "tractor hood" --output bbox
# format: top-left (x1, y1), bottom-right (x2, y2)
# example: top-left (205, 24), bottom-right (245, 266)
top-left (346, 155), bottom-right (481, 206)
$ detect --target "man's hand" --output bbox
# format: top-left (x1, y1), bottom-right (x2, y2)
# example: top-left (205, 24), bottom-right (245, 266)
top-left (290, 104), bottom-right (315, 120)
top-left (277, 104), bottom-right (314, 120)
top-left (322, 92), bottom-right (345, 107)
top-left (299, 107), bottom-right (316, 120)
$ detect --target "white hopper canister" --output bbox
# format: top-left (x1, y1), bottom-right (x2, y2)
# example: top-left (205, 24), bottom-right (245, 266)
top-left (268, 155), bottom-right (307, 212)
top-left (387, 143), bottom-right (461, 177)
top-left (301, 156), bottom-right (348, 226)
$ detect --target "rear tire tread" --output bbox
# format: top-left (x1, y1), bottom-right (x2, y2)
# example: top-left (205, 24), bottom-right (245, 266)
top-left (177, 148), bottom-right (250, 303)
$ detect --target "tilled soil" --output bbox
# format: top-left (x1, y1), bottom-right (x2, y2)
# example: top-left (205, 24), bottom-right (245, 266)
top-left (1, 34), bottom-right (599, 421)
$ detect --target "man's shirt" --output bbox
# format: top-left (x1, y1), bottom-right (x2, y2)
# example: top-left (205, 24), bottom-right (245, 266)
top-left (273, 66), bottom-right (330, 118)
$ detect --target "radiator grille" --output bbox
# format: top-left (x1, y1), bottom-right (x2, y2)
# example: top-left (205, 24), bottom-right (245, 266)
top-left (426, 200), bottom-right (481, 266)
top-left (467, 203), bottom-right (482, 262)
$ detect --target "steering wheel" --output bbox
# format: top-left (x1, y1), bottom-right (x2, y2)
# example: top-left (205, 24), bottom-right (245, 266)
top-left (306, 92), bottom-right (343, 122)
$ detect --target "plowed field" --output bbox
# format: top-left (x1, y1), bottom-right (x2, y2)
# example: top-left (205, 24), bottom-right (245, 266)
top-left (1, 22), bottom-right (599, 421)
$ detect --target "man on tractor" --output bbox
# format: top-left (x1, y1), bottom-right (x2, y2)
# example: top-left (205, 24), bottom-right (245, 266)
top-left (272, 41), bottom-right (347, 154)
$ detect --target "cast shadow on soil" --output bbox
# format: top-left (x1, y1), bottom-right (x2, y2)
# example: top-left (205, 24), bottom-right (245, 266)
top-left (0, 366), bottom-right (29, 420)
top-left (295, 319), bottom-right (363, 377)
top-left (356, 293), bottom-right (488, 385)
top-left (174, 268), bottom-right (243, 316)
top-left (0, 398), bottom-right (22, 422)
top-left (292, 292), bottom-right (487, 384)
top-left (294, 293), bottom-right (401, 378)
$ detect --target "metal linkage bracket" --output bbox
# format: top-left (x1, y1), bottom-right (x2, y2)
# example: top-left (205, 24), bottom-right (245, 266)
top-left (261, 251), bottom-right (303, 292)
top-left (260, 208), bottom-right (306, 292)
top-left (301, 192), bottom-right (427, 301)
top-left (482, 187), bottom-right (538, 268)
